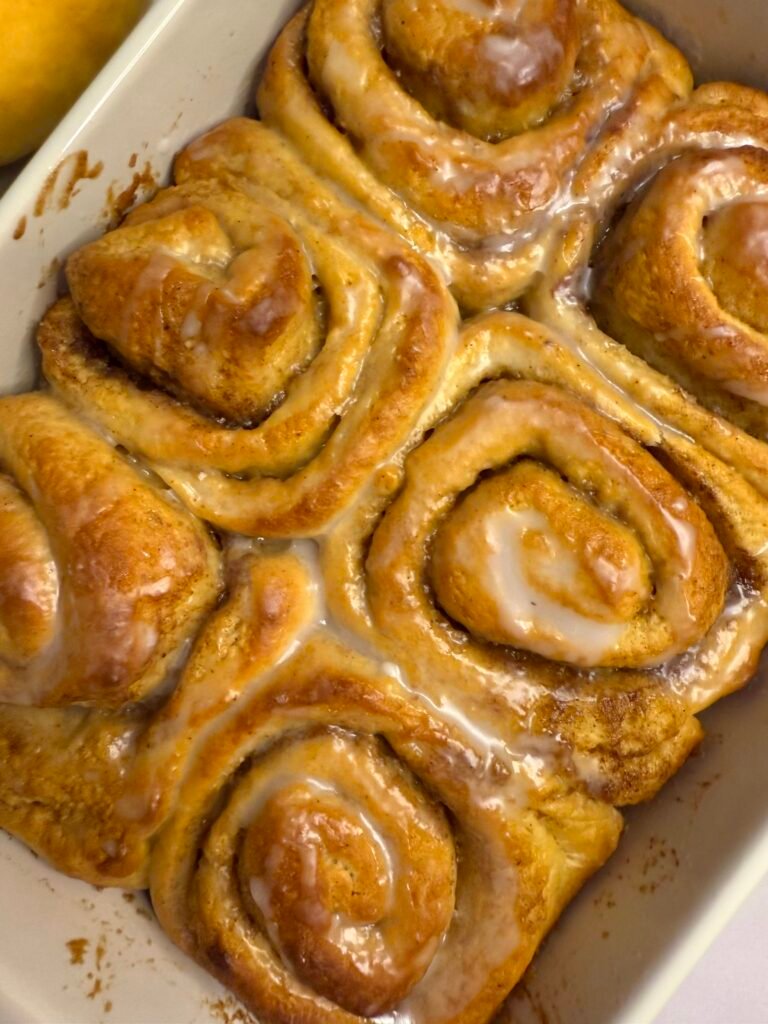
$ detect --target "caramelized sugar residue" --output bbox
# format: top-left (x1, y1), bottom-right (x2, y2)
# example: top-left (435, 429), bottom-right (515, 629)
top-left (104, 162), bottom-right (158, 227)
top-left (60, 890), bottom-right (159, 1018)
top-left (66, 937), bottom-right (89, 965)
top-left (34, 151), bottom-right (104, 217)
top-left (514, 981), bottom-right (557, 1024)
top-left (36, 256), bottom-right (62, 291)
top-left (638, 836), bottom-right (681, 895)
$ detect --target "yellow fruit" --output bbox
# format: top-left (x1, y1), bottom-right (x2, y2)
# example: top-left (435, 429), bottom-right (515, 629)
top-left (0, 0), bottom-right (148, 166)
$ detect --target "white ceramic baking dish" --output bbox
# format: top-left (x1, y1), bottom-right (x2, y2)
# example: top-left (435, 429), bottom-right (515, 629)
top-left (1, 1), bottom-right (767, 1021)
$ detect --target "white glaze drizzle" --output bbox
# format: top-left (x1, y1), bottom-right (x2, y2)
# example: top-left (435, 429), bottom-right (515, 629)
top-left (476, 507), bottom-right (630, 665)
top-left (480, 25), bottom-right (563, 93)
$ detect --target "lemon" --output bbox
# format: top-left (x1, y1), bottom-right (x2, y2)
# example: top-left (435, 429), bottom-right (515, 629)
top-left (0, 0), bottom-right (148, 166)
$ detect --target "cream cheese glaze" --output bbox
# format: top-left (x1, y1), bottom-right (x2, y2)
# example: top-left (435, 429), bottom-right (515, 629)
top-left (463, 506), bottom-right (633, 664)
top-left (257, 0), bottom-right (692, 309)
top-left (147, 622), bottom-right (619, 1024)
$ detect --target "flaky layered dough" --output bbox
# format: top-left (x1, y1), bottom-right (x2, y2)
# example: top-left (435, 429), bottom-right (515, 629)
top-left (39, 159), bottom-right (456, 537)
top-left (257, 0), bottom-right (691, 309)
top-left (325, 313), bottom-right (768, 805)
top-left (531, 82), bottom-right (768, 487)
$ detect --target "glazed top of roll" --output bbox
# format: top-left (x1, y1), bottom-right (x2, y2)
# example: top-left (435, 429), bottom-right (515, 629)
top-left (7, 7), bottom-right (768, 1024)
top-left (258, 0), bottom-right (691, 308)
top-left (39, 150), bottom-right (457, 538)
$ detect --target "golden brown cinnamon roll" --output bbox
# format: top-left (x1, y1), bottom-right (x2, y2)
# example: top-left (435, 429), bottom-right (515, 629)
top-left (593, 143), bottom-right (768, 432)
top-left (325, 312), bottom-right (768, 805)
top-left (39, 148), bottom-right (456, 537)
top-left (150, 630), bottom-right (622, 1023)
top-left (0, 393), bottom-right (214, 881)
top-left (0, 393), bottom-right (219, 709)
top-left (0, 535), bottom-right (317, 886)
top-left (0, 395), bottom-right (323, 885)
top-left (531, 82), bottom-right (768, 491)
top-left (257, 0), bottom-right (691, 309)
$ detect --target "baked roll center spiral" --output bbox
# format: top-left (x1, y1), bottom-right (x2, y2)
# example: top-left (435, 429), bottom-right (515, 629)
top-left (378, 379), bottom-right (728, 670)
top-left (236, 731), bottom-right (455, 1015)
top-left (257, 0), bottom-right (691, 308)
top-left (592, 148), bottom-right (768, 412)
top-left (431, 461), bottom-right (654, 660)
top-left (150, 630), bottom-right (622, 1024)
top-left (68, 189), bottom-right (321, 424)
top-left (380, 0), bottom-right (578, 140)
top-left (702, 199), bottom-right (768, 337)
top-left (41, 153), bottom-right (454, 537)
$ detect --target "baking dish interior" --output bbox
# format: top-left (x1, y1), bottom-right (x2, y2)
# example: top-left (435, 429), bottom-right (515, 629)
top-left (0, 1), bottom-right (767, 1021)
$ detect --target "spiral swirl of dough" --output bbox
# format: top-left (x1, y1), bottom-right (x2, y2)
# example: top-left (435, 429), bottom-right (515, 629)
top-left (593, 145), bottom-right (768, 435)
top-left (39, 151), bottom-right (456, 537)
top-left (257, 0), bottom-right (691, 309)
top-left (324, 312), bottom-right (768, 804)
top-left (0, 392), bottom-right (219, 708)
top-left (8, 11), bottom-right (768, 1020)
top-left (150, 630), bottom-right (621, 1023)
top-left (0, 408), bottom-right (318, 884)
top-left (530, 82), bottom-right (768, 496)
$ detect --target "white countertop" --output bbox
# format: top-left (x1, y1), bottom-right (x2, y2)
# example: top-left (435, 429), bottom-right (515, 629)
top-left (656, 877), bottom-right (768, 1024)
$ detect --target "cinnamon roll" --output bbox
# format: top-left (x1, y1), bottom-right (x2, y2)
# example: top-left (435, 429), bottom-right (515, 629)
top-left (324, 312), bottom-right (768, 805)
top-left (257, 0), bottom-right (691, 309)
top-left (151, 628), bottom-right (622, 1023)
top-left (531, 82), bottom-right (768, 491)
top-left (0, 393), bottom-right (220, 709)
top-left (0, 392), bottom-right (214, 881)
top-left (39, 155), bottom-right (456, 537)
top-left (5, 5), bottom-right (768, 1021)
top-left (0, 540), bottom-right (317, 886)
top-left (0, 394), bottom-right (321, 885)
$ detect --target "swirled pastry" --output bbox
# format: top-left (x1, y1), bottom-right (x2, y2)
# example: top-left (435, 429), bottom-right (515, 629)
top-left (0, 393), bottom-right (322, 885)
top-left (0, 393), bottom-right (220, 709)
top-left (0, 392), bottom-right (214, 880)
top-left (5, 4), bottom-right (768, 1022)
top-left (325, 312), bottom-right (768, 805)
top-left (593, 140), bottom-right (768, 436)
top-left (256, 0), bottom-right (691, 309)
top-left (39, 159), bottom-right (456, 537)
top-left (151, 629), bottom-right (622, 1023)
top-left (531, 82), bottom-right (768, 492)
